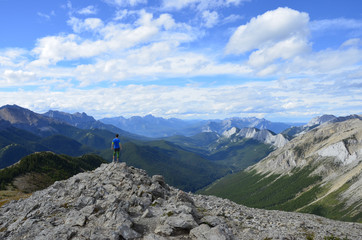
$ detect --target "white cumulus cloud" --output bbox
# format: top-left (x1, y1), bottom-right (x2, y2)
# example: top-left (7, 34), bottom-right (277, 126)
top-left (202, 10), bottom-right (219, 28)
top-left (30, 9), bottom-right (200, 73)
top-left (77, 5), bottom-right (98, 15)
top-left (226, 7), bottom-right (310, 69)
top-left (162, 0), bottom-right (246, 11)
top-left (0, 48), bottom-right (28, 67)
top-left (68, 17), bottom-right (104, 33)
top-left (248, 36), bottom-right (310, 67)
top-left (1, 70), bottom-right (36, 86)
top-left (1, 76), bottom-right (360, 121)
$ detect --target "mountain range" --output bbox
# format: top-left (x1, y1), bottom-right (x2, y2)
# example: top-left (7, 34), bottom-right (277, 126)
top-left (281, 114), bottom-right (362, 138)
top-left (1, 105), bottom-right (278, 192)
top-left (0, 105), bottom-right (136, 169)
top-left (219, 127), bottom-right (288, 148)
top-left (99, 115), bottom-right (301, 138)
top-left (200, 117), bottom-right (362, 222)
top-left (1, 104), bottom-right (361, 224)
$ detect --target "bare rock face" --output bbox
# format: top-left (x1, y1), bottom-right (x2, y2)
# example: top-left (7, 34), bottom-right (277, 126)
top-left (221, 127), bottom-right (289, 148)
top-left (1, 162), bottom-right (361, 240)
top-left (252, 119), bottom-right (362, 174)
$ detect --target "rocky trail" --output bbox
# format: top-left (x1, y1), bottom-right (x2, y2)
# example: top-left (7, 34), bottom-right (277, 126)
top-left (0, 163), bottom-right (361, 240)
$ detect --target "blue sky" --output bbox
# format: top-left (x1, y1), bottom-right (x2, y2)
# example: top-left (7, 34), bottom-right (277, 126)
top-left (0, 0), bottom-right (361, 122)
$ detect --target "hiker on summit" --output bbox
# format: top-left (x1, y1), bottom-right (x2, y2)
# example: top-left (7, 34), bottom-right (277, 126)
top-left (111, 134), bottom-right (122, 163)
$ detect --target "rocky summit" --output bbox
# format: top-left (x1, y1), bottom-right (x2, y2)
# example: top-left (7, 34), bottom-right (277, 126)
top-left (1, 163), bottom-right (361, 240)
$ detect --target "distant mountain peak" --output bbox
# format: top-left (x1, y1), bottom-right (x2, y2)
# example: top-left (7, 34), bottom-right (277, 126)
top-left (0, 104), bottom-right (23, 110)
top-left (202, 118), bottom-right (362, 223)
top-left (43, 110), bottom-right (96, 124)
top-left (0, 104), bottom-right (33, 113)
top-left (220, 126), bottom-right (288, 148)
top-left (221, 126), bottom-right (240, 137)
top-left (144, 114), bottom-right (156, 119)
top-left (0, 104), bottom-right (52, 126)
top-left (253, 118), bottom-right (362, 174)
top-left (42, 109), bottom-right (140, 139)
top-left (307, 114), bottom-right (337, 126)
top-left (283, 114), bottom-right (362, 139)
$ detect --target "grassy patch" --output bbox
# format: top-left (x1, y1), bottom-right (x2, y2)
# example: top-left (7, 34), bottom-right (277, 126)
top-left (0, 190), bottom-right (32, 207)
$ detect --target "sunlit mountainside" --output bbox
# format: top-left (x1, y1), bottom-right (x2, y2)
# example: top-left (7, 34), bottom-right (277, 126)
top-left (0, 104), bottom-right (361, 225)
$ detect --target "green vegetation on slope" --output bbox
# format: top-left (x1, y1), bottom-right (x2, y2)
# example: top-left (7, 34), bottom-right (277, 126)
top-left (199, 167), bottom-right (322, 210)
top-left (0, 144), bottom-right (32, 169)
top-left (0, 125), bottom-right (42, 148)
top-left (0, 127), bottom-right (48, 169)
top-left (200, 165), bottom-right (361, 222)
top-left (300, 180), bottom-right (362, 223)
top-left (1, 111), bottom-right (276, 197)
top-left (108, 141), bottom-right (231, 192)
top-left (164, 132), bottom-right (220, 155)
top-left (166, 135), bottom-right (273, 172)
top-left (0, 152), bottom-right (106, 191)
top-left (39, 135), bottom-right (92, 156)
top-left (0, 125), bottom-right (108, 169)
top-left (207, 139), bottom-right (273, 170)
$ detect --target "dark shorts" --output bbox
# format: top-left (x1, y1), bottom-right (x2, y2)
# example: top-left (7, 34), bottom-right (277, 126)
top-left (113, 148), bottom-right (120, 157)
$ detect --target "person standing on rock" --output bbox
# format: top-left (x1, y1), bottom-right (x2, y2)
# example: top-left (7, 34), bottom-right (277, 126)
top-left (111, 134), bottom-right (122, 163)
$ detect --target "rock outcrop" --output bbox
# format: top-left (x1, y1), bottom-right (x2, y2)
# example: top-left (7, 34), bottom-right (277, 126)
top-left (283, 114), bottom-right (362, 138)
top-left (221, 127), bottom-right (288, 148)
top-left (1, 162), bottom-right (361, 240)
top-left (252, 119), bottom-right (362, 174)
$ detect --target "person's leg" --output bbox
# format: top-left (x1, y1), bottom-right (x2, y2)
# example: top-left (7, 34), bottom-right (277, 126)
top-left (113, 148), bottom-right (119, 163)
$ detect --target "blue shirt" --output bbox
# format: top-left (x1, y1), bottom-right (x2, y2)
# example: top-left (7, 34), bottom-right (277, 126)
top-left (112, 138), bottom-right (121, 149)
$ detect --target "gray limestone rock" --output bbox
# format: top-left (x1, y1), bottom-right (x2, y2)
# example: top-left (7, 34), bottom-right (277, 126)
top-left (65, 210), bottom-right (87, 226)
top-left (0, 162), bottom-right (361, 240)
top-left (190, 224), bottom-right (231, 240)
top-left (118, 225), bottom-right (141, 239)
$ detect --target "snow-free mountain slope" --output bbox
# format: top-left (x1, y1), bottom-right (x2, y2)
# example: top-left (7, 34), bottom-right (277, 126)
top-left (282, 114), bottom-right (362, 138)
top-left (1, 162), bottom-right (361, 239)
top-left (253, 118), bottom-right (362, 174)
top-left (43, 110), bottom-right (146, 140)
top-left (220, 127), bottom-right (288, 148)
top-left (44, 110), bottom-right (98, 128)
top-left (202, 117), bottom-right (294, 134)
top-left (201, 118), bottom-right (362, 222)
top-left (0, 105), bottom-right (60, 136)
top-left (0, 151), bottom-right (105, 192)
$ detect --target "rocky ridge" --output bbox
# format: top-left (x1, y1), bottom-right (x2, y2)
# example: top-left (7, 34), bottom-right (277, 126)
top-left (283, 114), bottom-right (362, 138)
top-left (249, 119), bottom-right (362, 216)
top-left (1, 162), bottom-right (361, 240)
top-left (251, 119), bottom-right (362, 174)
top-left (221, 127), bottom-right (288, 148)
